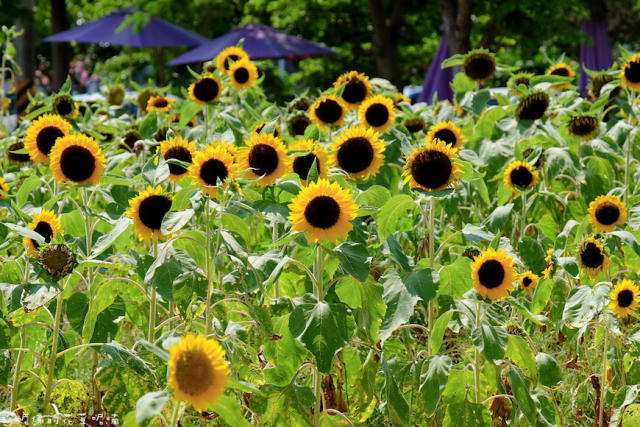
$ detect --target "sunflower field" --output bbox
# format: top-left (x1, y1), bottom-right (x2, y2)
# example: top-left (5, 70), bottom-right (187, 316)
top-left (4, 45), bottom-right (640, 426)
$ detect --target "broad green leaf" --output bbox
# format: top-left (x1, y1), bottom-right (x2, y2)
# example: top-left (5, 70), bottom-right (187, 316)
top-left (438, 257), bottom-right (473, 298)
top-left (16, 176), bottom-right (41, 207)
top-left (161, 208), bottom-right (194, 234)
top-left (506, 335), bottom-right (537, 380)
top-left (431, 311), bottom-right (454, 354)
top-left (100, 342), bottom-right (155, 379)
top-left (472, 89), bottom-right (491, 115)
top-left (91, 217), bottom-right (131, 257)
top-left (482, 203), bottom-right (513, 233)
top-left (536, 352), bottom-right (562, 388)
top-left (135, 391), bottom-right (169, 426)
top-left (531, 278), bottom-right (554, 314)
top-left (377, 195), bottom-right (416, 243)
top-left (334, 242), bottom-right (371, 282)
top-left (610, 385), bottom-right (640, 426)
top-left (139, 111), bottom-right (158, 139)
top-left (210, 394), bottom-right (250, 427)
top-left (4, 222), bottom-right (45, 243)
top-left (419, 355), bottom-right (451, 416)
top-left (562, 285), bottom-right (610, 328)
top-left (461, 224), bottom-right (495, 243)
top-left (336, 277), bottom-right (386, 343)
top-left (381, 357), bottom-right (410, 425)
top-left (178, 100), bottom-right (201, 128)
top-left (443, 399), bottom-right (491, 426)
top-left (471, 323), bottom-right (508, 364)
top-left (508, 367), bottom-right (537, 425)
top-left (518, 237), bottom-right (547, 275)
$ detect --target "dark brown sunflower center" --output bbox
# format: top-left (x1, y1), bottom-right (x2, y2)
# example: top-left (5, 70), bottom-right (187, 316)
top-left (32, 221), bottom-right (53, 250)
top-left (342, 80), bottom-right (367, 104)
top-left (315, 99), bottom-right (343, 124)
top-left (550, 68), bottom-right (570, 77)
top-left (289, 115), bottom-right (310, 136)
top-left (477, 259), bottom-right (505, 289)
top-left (617, 289), bottom-right (634, 308)
top-left (39, 244), bottom-right (74, 278)
top-left (463, 54), bottom-right (495, 81)
top-left (522, 277), bottom-right (532, 287)
top-left (123, 132), bottom-right (141, 150)
top-left (510, 166), bottom-right (534, 188)
top-left (411, 150), bottom-right (452, 190)
top-left (8, 142), bottom-right (30, 162)
top-left (433, 129), bottom-right (457, 146)
top-left (193, 78), bottom-right (220, 102)
top-left (595, 204), bottom-right (620, 225)
top-left (405, 119), bottom-right (425, 133)
top-left (36, 127), bottom-right (64, 156)
top-left (200, 158), bottom-right (228, 186)
top-left (624, 60), bottom-right (640, 84)
top-left (291, 99), bottom-right (310, 111)
top-left (580, 242), bottom-right (604, 268)
top-left (293, 153), bottom-right (319, 181)
top-left (224, 54), bottom-right (241, 70)
top-left (233, 67), bottom-right (250, 84)
top-left (60, 146), bottom-right (96, 182)
top-left (365, 104), bottom-right (390, 128)
top-left (138, 195), bottom-right (172, 231)
top-left (254, 123), bottom-right (279, 137)
top-left (164, 147), bottom-right (192, 176)
top-left (304, 196), bottom-right (341, 229)
top-left (569, 116), bottom-right (598, 136)
top-left (517, 93), bottom-right (549, 121)
top-left (514, 77), bottom-right (530, 87)
top-left (55, 99), bottom-right (73, 116)
top-left (174, 349), bottom-right (214, 396)
top-left (153, 98), bottom-right (169, 108)
top-left (248, 144), bottom-right (279, 176)
top-left (337, 137), bottom-right (374, 174)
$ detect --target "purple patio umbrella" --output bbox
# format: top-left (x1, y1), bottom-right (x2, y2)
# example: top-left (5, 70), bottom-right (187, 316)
top-left (168, 23), bottom-right (337, 66)
top-left (44, 8), bottom-right (209, 47)
top-left (578, 18), bottom-right (613, 96)
top-left (417, 27), bottom-right (454, 104)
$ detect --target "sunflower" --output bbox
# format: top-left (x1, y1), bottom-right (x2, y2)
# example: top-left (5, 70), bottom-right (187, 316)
top-left (578, 237), bottom-right (610, 279)
top-left (543, 249), bottom-right (555, 279)
top-left (333, 71), bottom-right (373, 109)
top-left (546, 63), bottom-right (575, 91)
top-left (568, 115), bottom-right (599, 140)
top-left (404, 118), bottom-right (426, 134)
top-left (330, 125), bottom-right (385, 179)
top-left (22, 209), bottom-right (63, 257)
top-left (620, 53), bottom-right (640, 90)
top-left (395, 93), bottom-right (410, 105)
top-left (403, 139), bottom-right (461, 192)
top-left (50, 133), bottom-right (106, 185)
top-left (168, 114), bottom-right (198, 128)
top-left (168, 333), bottom-right (230, 412)
top-left (288, 179), bottom-right (358, 243)
top-left (289, 97), bottom-right (311, 112)
top-left (519, 271), bottom-right (539, 291)
top-left (216, 46), bottom-right (250, 74)
top-left (24, 114), bottom-right (72, 163)
top-left (507, 72), bottom-right (534, 93)
top-left (358, 95), bottom-right (396, 134)
top-left (309, 95), bottom-right (347, 130)
top-left (39, 244), bottom-right (76, 279)
top-left (188, 75), bottom-right (223, 105)
top-left (188, 144), bottom-right (239, 197)
top-left (462, 49), bottom-right (496, 83)
top-left (608, 279), bottom-right (639, 318)
top-left (53, 94), bottom-right (78, 119)
top-left (288, 139), bottom-right (330, 185)
top-left (121, 130), bottom-right (142, 152)
top-left (229, 59), bottom-right (258, 90)
top-left (146, 95), bottom-right (174, 113)
top-left (253, 121), bottom-right (281, 138)
top-left (426, 121), bottom-right (464, 150)
top-left (589, 73), bottom-right (621, 100)
top-left (107, 86), bottom-right (125, 106)
top-left (160, 135), bottom-right (197, 183)
top-left (126, 186), bottom-right (173, 240)
top-left (137, 89), bottom-right (159, 113)
top-left (0, 177), bottom-right (8, 199)
top-left (588, 195), bottom-right (627, 232)
top-left (503, 161), bottom-right (538, 191)
top-left (238, 133), bottom-right (290, 186)
top-left (288, 113), bottom-right (311, 136)
top-left (470, 248), bottom-right (516, 300)
top-left (516, 92), bottom-right (549, 121)
top-left (7, 141), bottom-right (31, 163)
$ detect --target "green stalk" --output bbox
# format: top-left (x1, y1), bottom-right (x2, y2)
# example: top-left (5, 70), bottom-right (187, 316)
top-left (43, 292), bottom-right (64, 413)
top-left (598, 328), bottom-right (608, 427)
top-left (204, 196), bottom-right (213, 336)
top-left (520, 190), bottom-right (528, 241)
top-left (9, 326), bottom-right (26, 410)
top-left (312, 244), bottom-right (324, 426)
top-left (624, 90), bottom-right (637, 204)
top-left (474, 302), bottom-right (482, 403)
top-left (148, 236), bottom-right (158, 342)
top-left (427, 198), bottom-right (435, 355)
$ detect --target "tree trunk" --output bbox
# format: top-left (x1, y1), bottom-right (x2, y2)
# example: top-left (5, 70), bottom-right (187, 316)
top-left (366, 0), bottom-right (405, 89)
top-left (50, 0), bottom-right (69, 91)
top-left (438, 0), bottom-right (473, 54)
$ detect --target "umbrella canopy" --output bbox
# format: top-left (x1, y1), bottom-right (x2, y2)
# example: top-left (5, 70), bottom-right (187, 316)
top-left (44, 8), bottom-right (209, 47)
top-left (417, 27), bottom-right (454, 104)
top-left (168, 23), bottom-right (337, 66)
top-left (578, 18), bottom-right (613, 96)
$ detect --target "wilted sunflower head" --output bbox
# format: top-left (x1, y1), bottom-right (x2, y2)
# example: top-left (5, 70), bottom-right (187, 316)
top-left (229, 59), bottom-right (259, 90)
top-left (330, 125), bottom-right (386, 179)
top-left (23, 209), bottom-right (63, 258)
top-left (120, 130), bottom-right (142, 152)
top-left (7, 141), bottom-right (31, 163)
top-left (620, 53), bottom-right (640, 91)
top-left (519, 271), bottom-right (539, 291)
top-left (50, 133), bottom-right (106, 185)
top-left (588, 195), bottom-right (627, 232)
top-left (508, 72), bottom-right (534, 93)
top-left (253, 121), bottom-right (281, 139)
top-left (216, 46), bottom-right (250, 74)
top-left (238, 133), bottom-right (290, 186)
top-left (188, 75), bottom-right (223, 105)
top-left (107, 86), bottom-right (125, 106)
top-left (146, 95), bottom-right (174, 113)
top-left (358, 95), bottom-right (396, 134)
top-left (160, 135), bottom-right (197, 183)
top-left (503, 161), bottom-right (538, 191)
top-left (39, 244), bottom-right (76, 279)
top-left (578, 236), bottom-right (610, 279)
top-left (589, 73), bottom-right (621, 100)
top-left (309, 95), bottom-right (347, 130)
top-left (546, 63), bottom-right (575, 91)
top-left (137, 89), bottom-right (159, 113)
top-left (288, 139), bottom-right (329, 185)
top-left (188, 144), bottom-right (239, 197)
top-left (288, 113), bottom-right (311, 137)
top-left (126, 186), bottom-right (173, 240)
top-left (608, 279), bottom-right (639, 318)
top-left (516, 92), bottom-right (549, 121)
top-left (403, 138), bottom-right (461, 192)
top-left (53, 94), bottom-right (78, 119)
top-left (462, 49), bottom-right (496, 83)
top-left (288, 178), bottom-right (358, 243)
top-left (24, 114), bottom-right (72, 163)
top-left (470, 248), bottom-right (516, 300)
top-left (568, 115), bottom-right (599, 140)
top-left (426, 121), bottom-right (464, 150)
top-left (404, 118), bottom-right (426, 134)
top-left (168, 333), bottom-right (230, 412)
top-left (333, 71), bottom-right (373, 109)
top-left (289, 97), bottom-right (311, 113)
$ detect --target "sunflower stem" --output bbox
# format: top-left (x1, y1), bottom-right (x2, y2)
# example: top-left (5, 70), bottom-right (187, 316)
top-left (312, 244), bottom-right (324, 426)
top-left (169, 401), bottom-right (185, 427)
top-left (204, 104), bottom-right (210, 142)
top-left (148, 236), bottom-right (158, 342)
top-left (598, 327), bottom-right (608, 427)
top-left (625, 90), bottom-right (637, 204)
top-left (427, 197), bottom-right (435, 355)
top-left (474, 301), bottom-right (482, 404)
top-left (520, 190), bottom-right (528, 241)
top-left (43, 291), bottom-right (64, 414)
top-left (9, 326), bottom-right (26, 410)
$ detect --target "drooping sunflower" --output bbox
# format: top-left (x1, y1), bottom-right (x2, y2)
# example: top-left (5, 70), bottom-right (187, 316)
top-left (309, 95), bottom-right (347, 130)
top-left (0, 177), bottom-right (8, 199)
top-left (53, 94), bottom-right (79, 119)
top-left (24, 114), bottom-right (72, 163)
top-left (404, 118), bottom-right (426, 134)
top-left (568, 115), bottom-right (599, 140)
top-left (462, 49), bottom-right (497, 83)
top-left (516, 92), bottom-right (549, 121)
top-left (216, 46), bottom-right (250, 74)
top-left (238, 133), bottom-right (290, 186)
top-left (121, 130), bottom-right (142, 152)
top-left (608, 279), bottom-right (639, 318)
top-left (589, 73), bottom-right (621, 100)
top-left (23, 209), bottom-right (63, 257)
top-left (168, 114), bottom-right (198, 128)
top-left (146, 95), bottom-right (174, 113)
top-left (403, 139), bottom-right (461, 192)
top-left (620, 53), bottom-right (640, 90)
top-left (333, 71), bottom-right (373, 109)
top-left (588, 195), bottom-right (627, 232)
top-left (288, 179), bottom-right (358, 243)
top-left (50, 133), bottom-right (106, 185)
top-left (519, 271), bottom-right (539, 291)
top-left (229, 59), bottom-right (258, 90)
top-left (188, 75), bottom-right (223, 105)
top-left (188, 144), bottom-right (239, 197)
top-left (253, 121), bottom-right (281, 138)
top-left (288, 97), bottom-right (311, 113)
top-left (288, 139), bottom-right (330, 185)
top-left (578, 237), bottom-right (610, 279)
top-left (543, 248), bottom-right (555, 279)
top-left (160, 135), bottom-right (197, 183)
top-left (426, 121), bottom-right (464, 150)
top-left (546, 63), bottom-right (576, 91)
top-left (507, 72), bottom-right (534, 93)
top-left (39, 244), bottom-right (76, 279)
top-left (470, 248), bottom-right (516, 300)
top-left (126, 186), bottom-right (173, 240)
top-left (358, 95), bottom-right (396, 134)
top-left (288, 113), bottom-right (311, 136)
top-left (503, 161), bottom-right (538, 191)
top-left (168, 333), bottom-right (230, 412)
top-left (7, 141), bottom-right (31, 163)
top-left (137, 89), bottom-right (159, 113)
top-left (330, 125), bottom-right (385, 179)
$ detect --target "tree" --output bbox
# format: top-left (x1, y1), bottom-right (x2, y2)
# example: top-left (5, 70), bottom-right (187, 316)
top-left (50, 0), bottom-right (69, 90)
